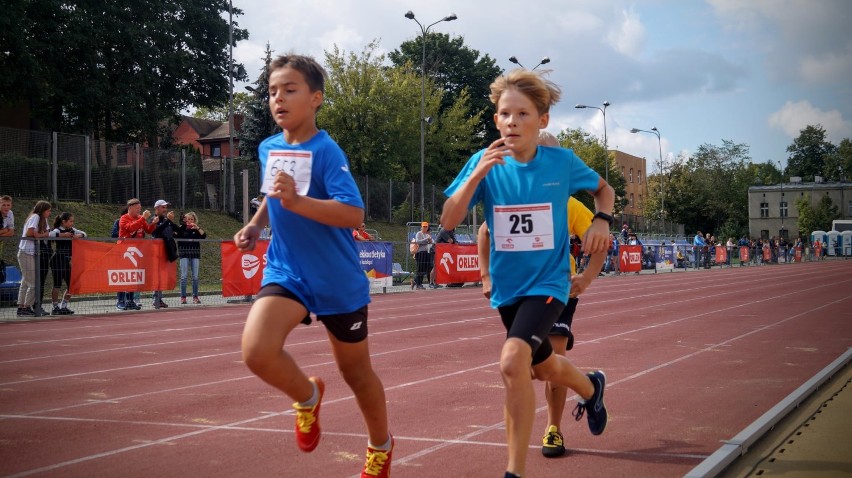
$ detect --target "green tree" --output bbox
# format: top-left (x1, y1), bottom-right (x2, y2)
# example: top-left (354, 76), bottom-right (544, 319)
top-left (238, 44), bottom-right (279, 161)
top-left (825, 138), bottom-right (852, 181)
top-left (670, 140), bottom-right (751, 236)
top-left (1, 0), bottom-right (248, 144)
top-left (796, 194), bottom-right (840, 235)
top-left (389, 32), bottom-right (502, 147)
top-left (194, 92), bottom-right (251, 123)
top-left (319, 41), bottom-right (479, 187)
top-left (786, 125), bottom-right (836, 181)
top-left (556, 128), bottom-right (626, 213)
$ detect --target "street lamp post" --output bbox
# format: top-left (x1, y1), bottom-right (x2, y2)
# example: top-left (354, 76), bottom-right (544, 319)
top-left (630, 127), bottom-right (664, 221)
top-left (405, 10), bottom-right (457, 218)
top-left (508, 56), bottom-right (551, 70)
top-left (777, 160), bottom-right (784, 236)
top-left (575, 101), bottom-right (611, 183)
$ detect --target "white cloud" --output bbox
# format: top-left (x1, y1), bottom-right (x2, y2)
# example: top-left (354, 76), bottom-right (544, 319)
top-left (606, 8), bottom-right (646, 56)
top-left (768, 100), bottom-right (852, 141)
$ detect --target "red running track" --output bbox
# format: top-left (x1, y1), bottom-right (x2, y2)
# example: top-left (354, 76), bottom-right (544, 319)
top-left (0, 261), bottom-right (850, 477)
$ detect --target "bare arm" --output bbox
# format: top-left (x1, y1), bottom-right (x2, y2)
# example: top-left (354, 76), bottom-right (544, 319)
top-left (234, 196), bottom-right (269, 252)
top-left (441, 138), bottom-right (510, 230)
top-left (477, 223), bottom-right (491, 299)
top-left (582, 178), bottom-right (616, 254)
top-left (569, 251), bottom-right (605, 298)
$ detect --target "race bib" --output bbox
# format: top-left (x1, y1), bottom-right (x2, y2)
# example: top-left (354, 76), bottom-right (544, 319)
top-left (261, 150), bottom-right (313, 196)
top-left (492, 203), bottom-right (554, 252)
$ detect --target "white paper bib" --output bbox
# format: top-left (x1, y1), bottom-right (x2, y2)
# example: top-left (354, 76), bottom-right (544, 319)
top-left (261, 150), bottom-right (313, 196)
top-left (492, 203), bottom-right (554, 252)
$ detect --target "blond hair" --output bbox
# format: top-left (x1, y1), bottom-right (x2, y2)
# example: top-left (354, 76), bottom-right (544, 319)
top-left (537, 131), bottom-right (560, 147)
top-left (489, 69), bottom-right (561, 115)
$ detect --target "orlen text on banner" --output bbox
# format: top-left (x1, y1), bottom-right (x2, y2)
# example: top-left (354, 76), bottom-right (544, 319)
top-left (619, 245), bottom-right (642, 273)
top-left (434, 243), bottom-right (481, 284)
top-left (221, 241), bottom-right (269, 297)
top-left (70, 239), bottom-right (176, 294)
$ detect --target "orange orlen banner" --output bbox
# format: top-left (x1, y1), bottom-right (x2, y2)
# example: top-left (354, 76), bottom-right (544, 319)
top-left (715, 247), bottom-right (727, 264)
top-left (619, 245), bottom-right (642, 273)
top-left (739, 246), bottom-right (750, 263)
top-left (70, 239), bottom-right (176, 294)
top-left (221, 241), bottom-right (269, 297)
top-left (763, 245), bottom-right (771, 261)
top-left (434, 243), bottom-right (481, 284)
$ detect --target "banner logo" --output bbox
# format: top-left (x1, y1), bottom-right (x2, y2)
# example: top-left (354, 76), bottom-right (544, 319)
top-left (242, 254), bottom-right (261, 279)
top-left (122, 246), bottom-right (143, 267)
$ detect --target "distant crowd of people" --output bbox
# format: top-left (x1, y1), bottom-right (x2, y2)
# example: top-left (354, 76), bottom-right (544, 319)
top-left (1, 194), bottom-right (211, 316)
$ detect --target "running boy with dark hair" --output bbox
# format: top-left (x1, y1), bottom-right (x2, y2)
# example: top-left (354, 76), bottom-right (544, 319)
top-left (233, 54), bottom-right (393, 478)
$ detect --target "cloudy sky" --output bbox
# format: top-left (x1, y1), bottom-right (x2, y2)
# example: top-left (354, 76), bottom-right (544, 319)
top-left (228, 0), bottom-right (852, 173)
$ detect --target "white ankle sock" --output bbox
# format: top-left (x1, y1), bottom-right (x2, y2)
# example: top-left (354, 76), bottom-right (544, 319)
top-left (370, 434), bottom-right (392, 451)
top-left (298, 380), bottom-right (319, 407)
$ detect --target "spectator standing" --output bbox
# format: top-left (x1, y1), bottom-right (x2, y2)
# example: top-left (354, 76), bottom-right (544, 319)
top-left (176, 211), bottom-right (206, 304)
top-left (117, 198), bottom-right (155, 310)
top-left (0, 195), bottom-right (14, 237)
top-left (16, 201), bottom-right (51, 316)
top-left (412, 222), bottom-right (433, 290)
top-left (150, 199), bottom-right (177, 308)
top-left (693, 231), bottom-right (706, 268)
top-left (352, 223), bottom-right (373, 241)
top-left (48, 212), bottom-right (86, 315)
top-left (620, 224), bottom-right (628, 244)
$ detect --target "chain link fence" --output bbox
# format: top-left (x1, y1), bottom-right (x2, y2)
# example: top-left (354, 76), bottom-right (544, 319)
top-left (1, 126), bottom-right (448, 224)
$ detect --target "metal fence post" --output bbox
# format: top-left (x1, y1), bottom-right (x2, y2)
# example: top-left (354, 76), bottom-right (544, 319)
top-left (51, 132), bottom-right (58, 203)
top-left (84, 135), bottom-right (91, 205)
top-left (180, 150), bottom-right (186, 210)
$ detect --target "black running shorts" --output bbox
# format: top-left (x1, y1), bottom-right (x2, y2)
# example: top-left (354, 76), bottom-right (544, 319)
top-left (498, 296), bottom-right (566, 365)
top-left (257, 284), bottom-right (369, 343)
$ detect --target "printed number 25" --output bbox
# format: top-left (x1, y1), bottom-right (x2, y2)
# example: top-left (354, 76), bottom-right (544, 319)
top-left (509, 214), bottom-right (533, 234)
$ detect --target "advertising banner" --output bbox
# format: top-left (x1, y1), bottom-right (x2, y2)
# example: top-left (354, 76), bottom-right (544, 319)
top-left (221, 241), bottom-right (269, 297)
top-left (655, 245), bottom-right (674, 271)
top-left (739, 246), bottom-right (750, 263)
top-left (357, 241), bottom-right (393, 287)
top-left (619, 245), bottom-right (642, 273)
top-left (715, 247), bottom-right (727, 265)
top-left (434, 243), bottom-right (481, 284)
top-left (70, 239), bottom-right (176, 294)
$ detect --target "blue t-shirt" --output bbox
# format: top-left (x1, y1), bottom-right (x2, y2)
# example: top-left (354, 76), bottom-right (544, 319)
top-left (258, 130), bottom-right (370, 314)
top-left (445, 146), bottom-right (600, 308)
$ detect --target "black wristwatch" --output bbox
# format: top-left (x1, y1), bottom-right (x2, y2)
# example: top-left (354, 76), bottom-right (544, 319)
top-left (592, 211), bottom-right (614, 227)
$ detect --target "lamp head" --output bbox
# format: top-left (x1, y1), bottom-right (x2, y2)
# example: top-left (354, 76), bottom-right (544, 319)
top-left (630, 128), bottom-right (640, 133)
top-left (509, 56), bottom-right (519, 65)
top-left (444, 13), bottom-right (458, 21)
top-left (405, 11), bottom-right (415, 19)
top-left (575, 104), bottom-right (587, 109)
top-left (540, 57), bottom-right (551, 65)
top-left (603, 101), bottom-right (611, 107)
top-left (651, 126), bottom-right (658, 133)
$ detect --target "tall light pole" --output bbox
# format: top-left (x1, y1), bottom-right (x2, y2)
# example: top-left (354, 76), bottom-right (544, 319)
top-left (630, 127), bottom-right (664, 220)
top-left (508, 56), bottom-right (551, 70)
top-left (777, 160), bottom-right (784, 235)
top-left (575, 101), bottom-right (611, 183)
top-left (405, 10), bottom-right (457, 217)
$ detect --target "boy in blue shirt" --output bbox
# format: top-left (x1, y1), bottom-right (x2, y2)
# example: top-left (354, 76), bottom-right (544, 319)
top-left (233, 54), bottom-right (392, 478)
top-left (441, 69), bottom-right (615, 478)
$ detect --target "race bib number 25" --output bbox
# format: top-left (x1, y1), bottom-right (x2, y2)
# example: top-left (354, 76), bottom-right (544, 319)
top-left (261, 150), bottom-right (313, 196)
top-left (492, 203), bottom-right (554, 252)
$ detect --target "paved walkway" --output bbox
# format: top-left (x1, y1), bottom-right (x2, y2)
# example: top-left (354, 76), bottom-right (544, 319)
top-left (717, 357), bottom-right (852, 477)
